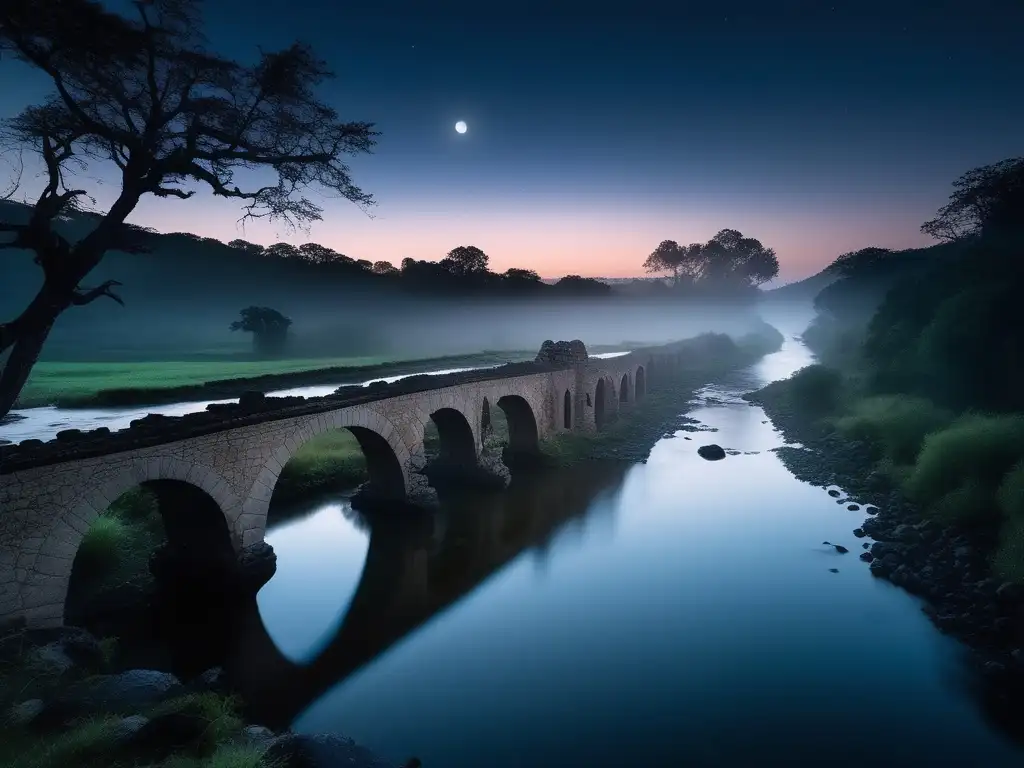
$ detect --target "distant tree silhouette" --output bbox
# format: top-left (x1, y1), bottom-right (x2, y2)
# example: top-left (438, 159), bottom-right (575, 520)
top-left (372, 260), bottom-right (399, 275)
top-left (440, 245), bottom-right (489, 276)
top-left (228, 239), bottom-right (266, 256)
top-left (230, 306), bottom-right (292, 357)
top-left (0, 0), bottom-right (378, 418)
top-left (298, 242), bottom-right (345, 265)
top-left (921, 157), bottom-right (1024, 242)
top-left (552, 275), bottom-right (613, 296)
top-left (503, 267), bottom-right (542, 282)
top-left (644, 229), bottom-right (778, 292)
top-left (264, 243), bottom-right (301, 260)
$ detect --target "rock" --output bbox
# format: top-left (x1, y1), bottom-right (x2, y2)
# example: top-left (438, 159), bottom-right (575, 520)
top-left (860, 552), bottom-right (874, 562)
top-left (823, 541), bottom-right (849, 554)
top-left (26, 642), bottom-right (76, 675)
top-left (60, 669), bottom-right (183, 713)
top-left (55, 428), bottom-right (85, 442)
top-left (110, 715), bottom-right (150, 745)
top-left (995, 582), bottom-right (1023, 604)
top-left (265, 732), bottom-right (396, 768)
top-left (853, 528), bottom-right (866, 538)
top-left (242, 725), bottom-right (278, 750)
top-left (827, 489), bottom-right (841, 498)
top-left (862, 542), bottom-right (871, 549)
top-left (864, 506), bottom-right (879, 515)
top-left (128, 712), bottom-right (207, 756)
top-left (829, 568), bottom-right (839, 573)
top-left (6, 698), bottom-right (44, 727)
top-left (846, 504), bottom-right (860, 511)
top-left (238, 390), bottom-right (267, 409)
top-left (697, 444), bottom-right (726, 461)
top-left (193, 666), bottom-right (226, 692)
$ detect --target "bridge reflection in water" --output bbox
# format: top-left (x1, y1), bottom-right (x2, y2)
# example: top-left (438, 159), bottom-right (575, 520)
top-left (221, 462), bottom-right (629, 730)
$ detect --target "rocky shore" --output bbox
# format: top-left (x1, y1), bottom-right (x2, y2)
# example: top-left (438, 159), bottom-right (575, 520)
top-left (744, 385), bottom-right (1024, 702)
top-left (0, 625), bottom-right (411, 768)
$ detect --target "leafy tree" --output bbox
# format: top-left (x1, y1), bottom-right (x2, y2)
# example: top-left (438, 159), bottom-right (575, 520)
top-left (921, 157), bottom-right (1024, 242)
top-left (298, 242), bottom-right (340, 264)
top-left (354, 258), bottom-right (373, 271)
top-left (698, 229), bottom-right (779, 288)
top-left (643, 240), bottom-right (683, 282)
top-left (439, 245), bottom-right (489, 276)
top-left (503, 267), bottom-right (541, 282)
top-left (227, 239), bottom-right (265, 255)
top-left (372, 260), bottom-right (399, 275)
top-left (264, 243), bottom-right (300, 260)
top-left (0, 0), bottom-right (377, 418)
top-left (230, 306), bottom-right (292, 356)
top-left (552, 275), bottom-right (612, 296)
top-left (644, 230), bottom-right (778, 290)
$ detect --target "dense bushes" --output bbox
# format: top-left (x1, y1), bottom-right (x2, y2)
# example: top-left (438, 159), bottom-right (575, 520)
top-left (786, 365), bottom-right (844, 416)
top-left (834, 395), bottom-right (953, 465)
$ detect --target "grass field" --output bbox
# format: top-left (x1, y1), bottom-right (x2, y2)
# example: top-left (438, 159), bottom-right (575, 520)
top-left (16, 343), bottom-right (639, 409)
top-left (16, 355), bottom-right (406, 407)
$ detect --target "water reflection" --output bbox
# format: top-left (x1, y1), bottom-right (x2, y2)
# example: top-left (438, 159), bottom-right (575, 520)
top-left (227, 463), bottom-right (630, 732)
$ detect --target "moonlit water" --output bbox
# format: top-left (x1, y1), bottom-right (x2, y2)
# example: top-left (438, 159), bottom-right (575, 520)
top-left (232, 327), bottom-right (1024, 767)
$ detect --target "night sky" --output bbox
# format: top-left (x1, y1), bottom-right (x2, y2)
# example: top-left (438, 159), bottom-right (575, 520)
top-left (3, 0), bottom-right (1023, 281)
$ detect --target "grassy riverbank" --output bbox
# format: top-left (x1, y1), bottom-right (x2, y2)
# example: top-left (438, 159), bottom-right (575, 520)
top-left (15, 349), bottom-right (540, 409)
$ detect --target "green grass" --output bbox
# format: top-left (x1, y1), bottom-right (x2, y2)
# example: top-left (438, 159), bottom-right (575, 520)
top-left (162, 744), bottom-right (280, 768)
top-left (903, 414), bottom-right (1024, 511)
top-left (834, 395), bottom-right (954, 465)
top-left (993, 518), bottom-right (1024, 583)
top-left (67, 488), bottom-right (166, 616)
top-left (272, 430), bottom-right (369, 504)
top-left (17, 355), bottom-right (403, 407)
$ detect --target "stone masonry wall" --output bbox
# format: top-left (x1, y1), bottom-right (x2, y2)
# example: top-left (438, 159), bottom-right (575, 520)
top-left (0, 347), bottom-right (666, 629)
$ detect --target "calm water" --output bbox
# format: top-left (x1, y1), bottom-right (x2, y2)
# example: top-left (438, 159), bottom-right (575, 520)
top-left (220, 332), bottom-right (1023, 767)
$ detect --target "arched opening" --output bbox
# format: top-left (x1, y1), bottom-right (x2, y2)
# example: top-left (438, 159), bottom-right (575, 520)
top-left (427, 407), bottom-right (477, 468)
top-left (563, 389), bottom-right (573, 429)
top-left (272, 426), bottom-right (405, 515)
top-left (636, 366), bottom-right (646, 399)
top-left (497, 394), bottom-right (540, 463)
top-left (65, 480), bottom-right (237, 674)
top-left (595, 378), bottom-right (607, 430)
top-left (481, 396), bottom-right (492, 437)
top-left (619, 373), bottom-right (630, 403)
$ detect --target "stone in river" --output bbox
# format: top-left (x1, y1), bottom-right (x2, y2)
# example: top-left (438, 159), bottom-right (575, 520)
top-left (823, 541), bottom-right (849, 554)
top-left (697, 444), bottom-right (726, 461)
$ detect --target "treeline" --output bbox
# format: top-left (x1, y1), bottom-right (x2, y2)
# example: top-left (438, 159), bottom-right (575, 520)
top-left (782, 155), bottom-right (1024, 579)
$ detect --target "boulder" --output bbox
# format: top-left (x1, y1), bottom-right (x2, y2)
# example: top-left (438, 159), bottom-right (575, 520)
top-left (60, 669), bottom-right (183, 713)
top-left (697, 444), bottom-right (726, 461)
top-left (266, 733), bottom-right (397, 768)
top-left (6, 699), bottom-right (44, 727)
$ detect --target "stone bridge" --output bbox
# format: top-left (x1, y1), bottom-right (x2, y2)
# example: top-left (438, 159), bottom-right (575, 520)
top-left (0, 339), bottom-right (687, 630)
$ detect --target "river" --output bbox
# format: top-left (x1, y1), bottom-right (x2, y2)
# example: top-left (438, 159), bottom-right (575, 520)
top-left (206, 328), bottom-right (1023, 767)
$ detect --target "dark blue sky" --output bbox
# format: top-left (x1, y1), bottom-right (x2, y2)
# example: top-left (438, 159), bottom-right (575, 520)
top-left (3, 0), bottom-right (1022, 280)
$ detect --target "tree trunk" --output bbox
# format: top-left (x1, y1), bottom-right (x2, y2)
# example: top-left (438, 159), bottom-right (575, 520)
top-left (0, 276), bottom-right (75, 421)
top-left (0, 324), bottom-right (54, 419)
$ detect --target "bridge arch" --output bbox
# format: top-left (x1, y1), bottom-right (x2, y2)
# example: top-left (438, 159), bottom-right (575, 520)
top-left (428, 407), bottom-right (477, 467)
top-left (594, 378), bottom-right (608, 429)
top-left (246, 408), bottom-right (409, 545)
top-left (563, 389), bottom-right (572, 429)
top-left (496, 394), bottom-right (540, 456)
top-left (619, 372), bottom-right (631, 403)
top-left (635, 365), bottom-right (646, 399)
top-left (20, 460), bottom-right (239, 628)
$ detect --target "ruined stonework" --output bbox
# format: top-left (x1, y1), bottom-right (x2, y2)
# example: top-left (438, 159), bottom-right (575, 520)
top-left (535, 339), bottom-right (588, 366)
top-left (0, 342), bottom-right (675, 629)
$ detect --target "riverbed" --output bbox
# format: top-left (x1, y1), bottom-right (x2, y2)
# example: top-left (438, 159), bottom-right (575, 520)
top-left (219, 328), bottom-right (1023, 767)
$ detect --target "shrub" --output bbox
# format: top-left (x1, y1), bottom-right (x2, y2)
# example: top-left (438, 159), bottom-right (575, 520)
top-left (993, 518), bottom-right (1024, 584)
top-left (162, 744), bottom-right (280, 768)
top-left (905, 415), bottom-right (1024, 503)
top-left (786, 365), bottom-right (844, 415)
top-left (147, 692), bottom-right (244, 755)
top-left (996, 460), bottom-right (1024, 520)
top-left (835, 395), bottom-right (953, 464)
top-left (75, 516), bottom-right (129, 577)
